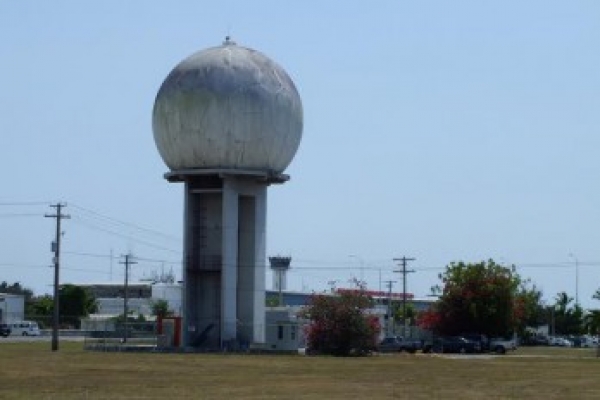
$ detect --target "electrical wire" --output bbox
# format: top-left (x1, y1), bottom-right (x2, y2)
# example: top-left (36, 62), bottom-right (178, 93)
top-left (0, 201), bottom-right (52, 206)
top-left (0, 263), bottom-right (49, 269)
top-left (69, 216), bottom-right (181, 255)
top-left (0, 213), bottom-right (43, 218)
top-left (70, 203), bottom-right (181, 242)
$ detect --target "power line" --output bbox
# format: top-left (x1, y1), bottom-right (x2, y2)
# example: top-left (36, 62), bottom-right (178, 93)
top-left (134, 255), bottom-right (182, 265)
top-left (0, 201), bottom-right (52, 206)
top-left (62, 251), bottom-right (116, 260)
top-left (0, 263), bottom-right (49, 269)
top-left (1, 200), bottom-right (182, 250)
top-left (0, 263), bottom-right (104, 274)
top-left (69, 216), bottom-right (181, 254)
top-left (70, 203), bottom-right (181, 242)
top-left (61, 250), bottom-right (182, 266)
top-left (0, 213), bottom-right (44, 218)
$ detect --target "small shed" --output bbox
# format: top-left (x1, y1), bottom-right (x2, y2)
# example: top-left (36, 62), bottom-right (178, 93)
top-left (265, 307), bottom-right (306, 352)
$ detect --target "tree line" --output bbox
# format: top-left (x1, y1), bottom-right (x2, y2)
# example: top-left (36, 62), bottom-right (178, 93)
top-left (0, 281), bottom-right (172, 328)
top-left (301, 259), bottom-right (600, 356)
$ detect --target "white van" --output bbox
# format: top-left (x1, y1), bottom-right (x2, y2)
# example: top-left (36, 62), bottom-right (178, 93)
top-left (580, 336), bottom-right (598, 348)
top-left (10, 321), bottom-right (41, 336)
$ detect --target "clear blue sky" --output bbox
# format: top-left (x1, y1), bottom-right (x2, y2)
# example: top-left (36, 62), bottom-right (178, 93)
top-left (1, 1), bottom-right (599, 308)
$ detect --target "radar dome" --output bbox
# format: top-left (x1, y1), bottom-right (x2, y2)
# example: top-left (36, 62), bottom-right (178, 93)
top-left (152, 38), bottom-right (303, 174)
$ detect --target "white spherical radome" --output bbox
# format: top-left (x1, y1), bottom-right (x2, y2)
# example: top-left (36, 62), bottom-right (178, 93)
top-left (152, 39), bottom-right (303, 174)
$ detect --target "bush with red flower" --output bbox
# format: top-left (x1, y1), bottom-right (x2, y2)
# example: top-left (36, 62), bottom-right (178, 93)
top-left (300, 288), bottom-right (381, 356)
top-left (417, 259), bottom-right (544, 338)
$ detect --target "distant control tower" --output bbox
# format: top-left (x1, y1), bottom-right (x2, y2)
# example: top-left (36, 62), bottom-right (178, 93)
top-left (270, 256), bottom-right (291, 292)
top-left (152, 38), bottom-right (303, 348)
top-left (269, 256), bottom-right (292, 306)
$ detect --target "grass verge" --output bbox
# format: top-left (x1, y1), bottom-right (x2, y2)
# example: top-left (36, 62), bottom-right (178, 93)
top-left (1, 342), bottom-right (599, 399)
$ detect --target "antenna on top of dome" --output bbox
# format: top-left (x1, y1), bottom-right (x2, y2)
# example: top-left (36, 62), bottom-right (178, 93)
top-left (223, 36), bottom-right (236, 46)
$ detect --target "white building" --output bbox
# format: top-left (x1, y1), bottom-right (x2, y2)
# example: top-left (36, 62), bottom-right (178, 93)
top-left (0, 293), bottom-right (25, 323)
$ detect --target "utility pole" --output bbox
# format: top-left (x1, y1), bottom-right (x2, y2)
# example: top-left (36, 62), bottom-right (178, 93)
top-left (45, 203), bottom-right (70, 352)
top-left (120, 253), bottom-right (137, 343)
top-left (384, 280), bottom-right (396, 335)
top-left (393, 256), bottom-right (415, 337)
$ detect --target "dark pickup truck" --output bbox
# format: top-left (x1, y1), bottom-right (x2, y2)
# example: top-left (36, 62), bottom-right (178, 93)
top-left (427, 336), bottom-right (481, 354)
top-left (0, 323), bottom-right (11, 337)
top-left (378, 336), bottom-right (422, 353)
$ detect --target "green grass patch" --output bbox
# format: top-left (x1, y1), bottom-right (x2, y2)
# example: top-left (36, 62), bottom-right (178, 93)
top-left (1, 343), bottom-right (600, 399)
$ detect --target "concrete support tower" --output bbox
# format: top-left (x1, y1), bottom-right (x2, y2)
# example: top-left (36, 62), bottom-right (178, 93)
top-left (152, 38), bottom-right (303, 349)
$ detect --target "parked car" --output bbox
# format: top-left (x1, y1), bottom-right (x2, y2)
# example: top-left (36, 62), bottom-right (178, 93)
top-left (527, 336), bottom-right (549, 346)
top-left (489, 337), bottom-right (517, 354)
top-left (461, 334), bottom-right (490, 352)
top-left (579, 336), bottom-right (598, 348)
top-left (549, 336), bottom-right (572, 347)
top-left (0, 323), bottom-right (11, 337)
top-left (567, 336), bottom-right (583, 347)
top-left (431, 336), bottom-right (481, 354)
top-left (378, 336), bottom-right (422, 353)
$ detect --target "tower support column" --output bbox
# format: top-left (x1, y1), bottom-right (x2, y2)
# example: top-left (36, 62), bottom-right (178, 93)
top-left (221, 179), bottom-right (239, 346)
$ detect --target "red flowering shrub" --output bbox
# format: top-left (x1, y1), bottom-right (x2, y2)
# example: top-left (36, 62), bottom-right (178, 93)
top-left (416, 309), bottom-right (441, 331)
top-left (418, 260), bottom-right (536, 337)
top-left (300, 290), bottom-right (381, 356)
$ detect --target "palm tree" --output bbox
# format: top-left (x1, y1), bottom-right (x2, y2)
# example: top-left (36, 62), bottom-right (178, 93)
top-left (151, 299), bottom-right (173, 318)
top-left (554, 292), bottom-right (572, 313)
top-left (584, 310), bottom-right (600, 335)
top-left (553, 291), bottom-right (583, 335)
top-left (583, 288), bottom-right (600, 335)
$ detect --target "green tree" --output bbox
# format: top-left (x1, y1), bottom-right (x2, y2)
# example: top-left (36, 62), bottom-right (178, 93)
top-left (1, 281), bottom-right (37, 316)
top-left (0, 281), bottom-right (34, 300)
top-left (584, 310), bottom-right (600, 335)
top-left (300, 287), bottom-right (381, 356)
top-left (514, 281), bottom-right (547, 338)
top-left (59, 284), bottom-right (98, 328)
top-left (419, 260), bottom-right (523, 337)
top-left (583, 289), bottom-right (600, 335)
top-left (265, 295), bottom-right (280, 307)
top-left (393, 302), bottom-right (416, 323)
top-left (151, 299), bottom-right (173, 318)
top-left (552, 291), bottom-right (583, 335)
top-left (26, 295), bottom-right (53, 316)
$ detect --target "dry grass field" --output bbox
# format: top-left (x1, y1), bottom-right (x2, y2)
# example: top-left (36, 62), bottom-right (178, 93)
top-left (1, 342), bottom-right (600, 399)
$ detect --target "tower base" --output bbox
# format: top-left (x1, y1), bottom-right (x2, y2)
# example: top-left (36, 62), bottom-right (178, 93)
top-left (168, 169), bottom-right (285, 349)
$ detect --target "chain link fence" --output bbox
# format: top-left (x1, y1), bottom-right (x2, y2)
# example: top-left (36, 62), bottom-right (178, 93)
top-left (16, 313), bottom-right (428, 354)
top-left (83, 320), bottom-right (158, 351)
